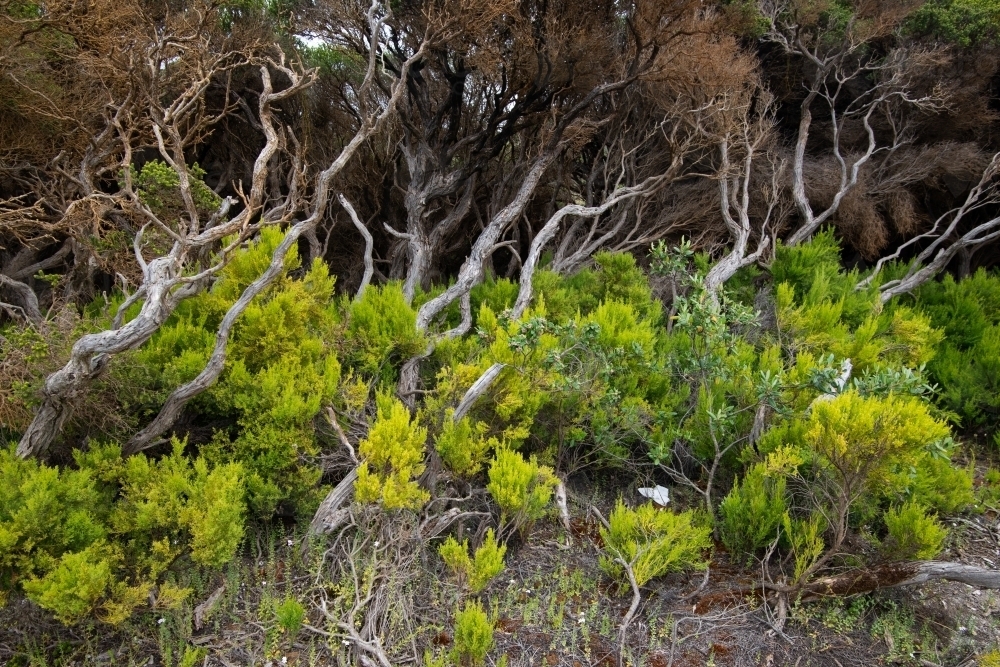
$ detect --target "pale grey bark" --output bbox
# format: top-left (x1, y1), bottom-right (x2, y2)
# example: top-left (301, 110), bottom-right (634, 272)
top-left (414, 150), bottom-right (557, 333)
top-left (340, 194), bottom-right (374, 300)
top-left (868, 153), bottom-right (1000, 301)
top-left (794, 560), bottom-right (1000, 597)
top-left (18, 2), bottom-right (431, 458)
top-left (703, 132), bottom-right (777, 295)
top-left (760, 4), bottom-right (945, 247)
top-left (124, 217), bottom-right (313, 454)
top-left (0, 275), bottom-right (43, 323)
top-left (512, 179), bottom-right (664, 319)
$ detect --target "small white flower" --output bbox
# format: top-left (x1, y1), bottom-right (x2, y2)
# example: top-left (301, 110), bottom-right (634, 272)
top-left (262, 581), bottom-right (267, 586)
top-left (374, 540), bottom-right (379, 547)
top-left (287, 539), bottom-right (294, 547)
top-left (341, 640), bottom-right (351, 646)
top-left (281, 657), bottom-right (288, 665)
top-left (157, 618), bottom-right (165, 625)
top-left (509, 579), bottom-right (516, 585)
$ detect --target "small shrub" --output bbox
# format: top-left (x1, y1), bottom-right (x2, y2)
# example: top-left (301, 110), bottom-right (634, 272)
top-left (451, 600), bottom-right (494, 666)
top-left (0, 440), bottom-right (243, 624)
top-left (345, 283), bottom-right (426, 383)
top-left (980, 468), bottom-right (1000, 506)
top-left (438, 529), bottom-right (506, 593)
top-left (719, 453), bottom-right (795, 559)
top-left (981, 648), bottom-right (1000, 667)
top-left (486, 449), bottom-right (557, 534)
top-left (354, 394), bottom-right (430, 510)
top-left (275, 596), bottom-right (306, 635)
top-left (434, 415), bottom-right (495, 477)
top-left (883, 502), bottom-right (947, 560)
top-left (598, 501), bottom-right (711, 587)
top-left (783, 512), bottom-right (826, 583)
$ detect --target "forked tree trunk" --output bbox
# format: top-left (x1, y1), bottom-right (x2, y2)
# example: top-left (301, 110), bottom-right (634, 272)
top-left (17, 255), bottom-right (185, 458)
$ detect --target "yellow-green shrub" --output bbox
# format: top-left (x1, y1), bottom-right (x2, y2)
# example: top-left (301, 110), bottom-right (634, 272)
top-left (883, 502), bottom-right (947, 560)
top-left (344, 282), bottom-right (426, 383)
top-left (0, 440), bottom-right (246, 624)
top-left (719, 449), bottom-right (800, 560)
top-left (115, 228), bottom-right (340, 517)
top-left (598, 501), bottom-right (711, 587)
top-left (438, 529), bottom-right (506, 593)
top-left (354, 394), bottom-right (430, 510)
top-left (451, 600), bottom-right (494, 666)
top-left (486, 448), bottom-right (557, 534)
top-left (434, 414), bottom-right (496, 477)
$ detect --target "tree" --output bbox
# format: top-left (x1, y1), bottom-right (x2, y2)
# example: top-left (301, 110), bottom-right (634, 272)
top-left (16, 0), bottom-right (435, 458)
top-left (760, 0), bottom-right (946, 247)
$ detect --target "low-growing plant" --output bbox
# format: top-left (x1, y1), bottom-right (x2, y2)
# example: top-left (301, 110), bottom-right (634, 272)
top-left (0, 439), bottom-right (245, 624)
top-left (883, 502), bottom-right (947, 560)
top-left (598, 501), bottom-right (711, 587)
top-left (275, 596), bottom-right (306, 635)
top-left (438, 529), bottom-right (506, 593)
top-left (354, 393), bottom-right (430, 510)
top-left (451, 600), bottom-right (494, 666)
top-left (434, 415), bottom-right (496, 478)
top-left (719, 450), bottom-right (799, 560)
top-left (486, 448), bottom-right (557, 535)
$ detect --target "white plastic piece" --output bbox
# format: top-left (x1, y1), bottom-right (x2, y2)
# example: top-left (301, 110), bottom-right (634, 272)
top-left (638, 485), bottom-right (670, 506)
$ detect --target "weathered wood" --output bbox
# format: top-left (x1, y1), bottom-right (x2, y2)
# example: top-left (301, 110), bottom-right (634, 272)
top-left (124, 217), bottom-right (315, 454)
top-left (452, 362), bottom-right (505, 422)
top-left (802, 561), bottom-right (1000, 597)
top-left (309, 469), bottom-right (360, 535)
top-left (339, 194), bottom-right (374, 300)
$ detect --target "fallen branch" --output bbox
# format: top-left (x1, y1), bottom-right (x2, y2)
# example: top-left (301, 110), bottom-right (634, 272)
top-left (799, 560), bottom-right (1000, 596)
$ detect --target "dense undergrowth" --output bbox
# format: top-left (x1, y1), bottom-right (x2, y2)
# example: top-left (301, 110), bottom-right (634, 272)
top-left (3, 229), bottom-right (1000, 664)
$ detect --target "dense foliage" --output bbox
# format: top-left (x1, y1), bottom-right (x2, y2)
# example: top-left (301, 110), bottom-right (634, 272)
top-left (4, 0), bottom-right (1000, 661)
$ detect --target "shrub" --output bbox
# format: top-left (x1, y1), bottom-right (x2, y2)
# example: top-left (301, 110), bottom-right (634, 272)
top-left (883, 502), bottom-right (947, 560)
top-left (115, 228), bottom-right (340, 517)
top-left (344, 282), bottom-right (426, 383)
top-left (354, 394), bottom-right (430, 510)
top-left (451, 600), bottom-right (494, 666)
top-left (719, 448), bottom-right (801, 559)
top-left (915, 270), bottom-right (1000, 435)
top-left (438, 529), bottom-right (506, 593)
top-left (275, 596), bottom-right (306, 635)
top-left (782, 512), bottom-right (826, 584)
top-left (598, 501), bottom-right (711, 587)
top-left (434, 415), bottom-right (495, 477)
top-left (0, 440), bottom-right (245, 624)
top-left (486, 449), bottom-right (557, 534)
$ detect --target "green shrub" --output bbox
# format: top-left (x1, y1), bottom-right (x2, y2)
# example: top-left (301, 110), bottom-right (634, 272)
top-left (598, 501), bottom-right (711, 587)
top-left (486, 449), bottom-right (557, 534)
top-left (883, 502), bottom-right (947, 560)
top-left (782, 512), bottom-right (826, 584)
top-left (20, 546), bottom-right (115, 625)
top-left (131, 160), bottom-right (222, 223)
top-left (0, 440), bottom-right (245, 624)
top-left (354, 394), bottom-right (430, 510)
top-left (719, 449), bottom-right (800, 559)
top-left (980, 648), bottom-right (1000, 667)
top-left (438, 529), bottom-right (506, 593)
top-left (451, 600), bottom-right (494, 666)
top-left (915, 270), bottom-right (1000, 435)
top-left (116, 227), bottom-right (340, 517)
top-left (906, 0), bottom-right (1000, 46)
top-left (275, 596), bottom-right (306, 635)
top-left (434, 415), bottom-right (496, 477)
top-left (344, 283), bottom-right (426, 383)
